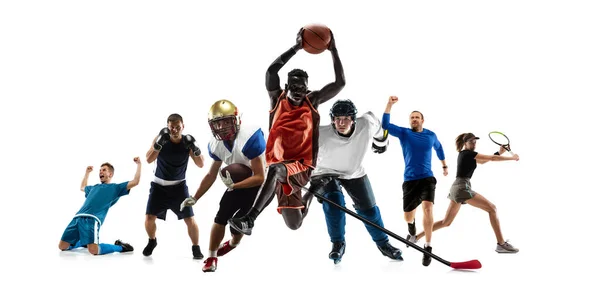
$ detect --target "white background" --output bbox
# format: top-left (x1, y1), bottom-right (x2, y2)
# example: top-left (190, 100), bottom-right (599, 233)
top-left (1, 1), bottom-right (598, 298)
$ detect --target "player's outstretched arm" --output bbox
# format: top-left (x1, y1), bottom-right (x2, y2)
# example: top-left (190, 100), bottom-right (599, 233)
top-left (127, 157), bottom-right (142, 190)
top-left (309, 31), bottom-right (346, 107)
top-left (475, 151), bottom-right (520, 164)
top-left (80, 166), bottom-right (93, 192)
top-left (180, 160), bottom-right (222, 211)
top-left (193, 160), bottom-right (222, 200)
top-left (381, 96), bottom-right (404, 137)
top-left (266, 28), bottom-right (304, 107)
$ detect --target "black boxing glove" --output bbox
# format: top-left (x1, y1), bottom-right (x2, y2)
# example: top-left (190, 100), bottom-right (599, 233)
top-left (183, 134), bottom-right (202, 157)
top-left (154, 128), bottom-right (170, 151)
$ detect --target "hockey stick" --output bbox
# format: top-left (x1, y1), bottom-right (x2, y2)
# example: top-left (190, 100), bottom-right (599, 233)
top-left (300, 184), bottom-right (482, 270)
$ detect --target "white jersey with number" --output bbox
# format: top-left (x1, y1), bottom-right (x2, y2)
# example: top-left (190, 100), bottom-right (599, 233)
top-left (312, 111), bottom-right (383, 180)
top-left (207, 123), bottom-right (267, 168)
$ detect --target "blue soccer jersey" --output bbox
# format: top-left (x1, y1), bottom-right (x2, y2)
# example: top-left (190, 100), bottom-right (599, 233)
top-left (76, 182), bottom-right (130, 225)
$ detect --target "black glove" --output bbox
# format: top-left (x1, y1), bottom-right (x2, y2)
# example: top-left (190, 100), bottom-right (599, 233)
top-left (154, 128), bottom-right (170, 151)
top-left (183, 134), bottom-right (202, 157)
top-left (372, 130), bottom-right (389, 154)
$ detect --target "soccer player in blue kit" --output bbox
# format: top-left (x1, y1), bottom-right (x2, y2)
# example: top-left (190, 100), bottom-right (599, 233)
top-left (58, 157), bottom-right (142, 255)
top-left (382, 95), bottom-right (448, 267)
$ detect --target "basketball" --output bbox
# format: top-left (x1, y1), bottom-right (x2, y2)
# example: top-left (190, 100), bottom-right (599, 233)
top-left (221, 163), bottom-right (253, 183)
top-left (302, 24), bottom-right (331, 54)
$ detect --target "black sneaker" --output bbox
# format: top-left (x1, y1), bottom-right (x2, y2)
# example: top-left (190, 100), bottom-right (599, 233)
top-left (329, 241), bottom-right (346, 264)
top-left (228, 215), bottom-right (254, 236)
top-left (115, 240), bottom-right (134, 253)
top-left (143, 238), bottom-right (157, 256)
top-left (422, 245), bottom-right (432, 266)
top-left (377, 242), bottom-right (403, 261)
top-left (192, 245), bottom-right (204, 260)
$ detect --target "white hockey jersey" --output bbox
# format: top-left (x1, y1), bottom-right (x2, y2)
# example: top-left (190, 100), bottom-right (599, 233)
top-left (312, 111), bottom-right (384, 180)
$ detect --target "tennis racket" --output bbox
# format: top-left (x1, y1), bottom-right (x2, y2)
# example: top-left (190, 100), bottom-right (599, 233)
top-left (488, 131), bottom-right (514, 156)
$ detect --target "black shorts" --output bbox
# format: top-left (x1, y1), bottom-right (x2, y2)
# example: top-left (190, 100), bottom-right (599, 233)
top-left (215, 186), bottom-right (260, 235)
top-left (146, 181), bottom-right (194, 220)
top-left (402, 176), bottom-right (437, 212)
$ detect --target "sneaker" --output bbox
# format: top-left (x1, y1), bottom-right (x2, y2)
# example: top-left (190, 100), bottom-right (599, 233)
top-left (406, 234), bottom-right (417, 247)
top-left (496, 240), bottom-right (519, 253)
top-left (329, 241), bottom-right (346, 264)
top-left (228, 215), bottom-right (254, 236)
top-left (202, 257), bottom-right (218, 272)
top-left (217, 240), bottom-right (237, 257)
top-left (377, 242), bottom-right (403, 261)
top-left (192, 245), bottom-right (204, 259)
top-left (115, 240), bottom-right (134, 253)
top-left (143, 238), bottom-right (157, 256)
top-left (422, 245), bottom-right (432, 266)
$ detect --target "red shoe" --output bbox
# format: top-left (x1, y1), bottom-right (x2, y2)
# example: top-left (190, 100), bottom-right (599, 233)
top-left (202, 257), bottom-right (218, 272)
top-left (217, 240), bottom-right (237, 257)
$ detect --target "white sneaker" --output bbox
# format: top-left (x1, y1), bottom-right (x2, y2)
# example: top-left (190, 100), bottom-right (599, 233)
top-left (496, 240), bottom-right (519, 253)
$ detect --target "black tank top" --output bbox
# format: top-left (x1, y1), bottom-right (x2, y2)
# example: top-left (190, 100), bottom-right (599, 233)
top-left (155, 139), bottom-right (189, 181)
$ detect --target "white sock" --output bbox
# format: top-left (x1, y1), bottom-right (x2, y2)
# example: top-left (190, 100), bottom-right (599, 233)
top-left (230, 240), bottom-right (239, 247)
top-left (424, 242), bottom-right (431, 247)
top-left (209, 250), bottom-right (217, 257)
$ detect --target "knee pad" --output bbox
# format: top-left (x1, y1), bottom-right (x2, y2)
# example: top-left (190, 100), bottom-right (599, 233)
top-left (357, 205), bottom-right (380, 218)
top-left (352, 198), bottom-right (376, 211)
top-left (322, 191), bottom-right (344, 210)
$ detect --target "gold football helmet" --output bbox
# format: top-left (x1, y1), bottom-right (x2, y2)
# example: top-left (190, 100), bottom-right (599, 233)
top-left (208, 99), bottom-right (240, 141)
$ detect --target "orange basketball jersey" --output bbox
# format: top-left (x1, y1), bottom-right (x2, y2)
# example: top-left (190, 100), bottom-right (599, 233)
top-left (266, 91), bottom-right (320, 168)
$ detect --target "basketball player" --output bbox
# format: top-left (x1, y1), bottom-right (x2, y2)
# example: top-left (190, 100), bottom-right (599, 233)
top-left (143, 113), bottom-right (205, 259)
top-left (309, 99), bottom-right (403, 264)
top-left (228, 27), bottom-right (346, 235)
top-left (180, 99), bottom-right (267, 272)
top-left (58, 158), bottom-right (141, 255)
top-left (382, 96), bottom-right (448, 267)
top-left (413, 133), bottom-right (520, 253)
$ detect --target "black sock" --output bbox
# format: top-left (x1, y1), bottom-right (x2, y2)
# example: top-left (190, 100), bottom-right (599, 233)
top-left (408, 220), bottom-right (416, 235)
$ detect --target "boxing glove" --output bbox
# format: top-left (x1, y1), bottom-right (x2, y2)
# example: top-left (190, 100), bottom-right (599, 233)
top-left (183, 134), bottom-right (202, 157)
top-left (154, 128), bottom-right (170, 151)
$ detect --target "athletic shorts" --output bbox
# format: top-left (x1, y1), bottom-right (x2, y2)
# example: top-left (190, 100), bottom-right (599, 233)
top-left (402, 176), bottom-right (437, 212)
top-left (146, 181), bottom-right (194, 220)
top-left (276, 160), bottom-right (312, 212)
top-left (447, 177), bottom-right (477, 204)
top-left (215, 186), bottom-right (260, 235)
top-left (60, 216), bottom-right (101, 246)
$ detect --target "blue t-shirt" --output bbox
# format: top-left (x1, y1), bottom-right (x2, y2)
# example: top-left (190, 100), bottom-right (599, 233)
top-left (382, 113), bottom-right (446, 181)
top-left (76, 181), bottom-right (130, 225)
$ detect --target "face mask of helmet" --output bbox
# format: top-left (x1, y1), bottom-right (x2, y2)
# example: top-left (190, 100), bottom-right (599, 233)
top-left (208, 100), bottom-right (240, 141)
